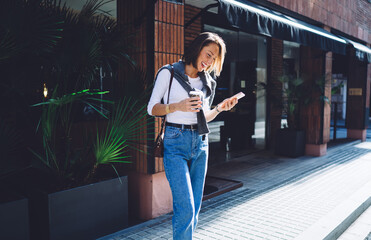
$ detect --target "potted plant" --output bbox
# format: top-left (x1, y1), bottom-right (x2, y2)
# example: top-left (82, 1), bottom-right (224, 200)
top-left (273, 73), bottom-right (341, 157)
top-left (274, 75), bottom-right (307, 157)
top-left (29, 91), bottom-right (148, 240)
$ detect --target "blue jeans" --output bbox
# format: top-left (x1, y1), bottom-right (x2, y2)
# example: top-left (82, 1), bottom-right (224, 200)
top-left (163, 125), bottom-right (209, 240)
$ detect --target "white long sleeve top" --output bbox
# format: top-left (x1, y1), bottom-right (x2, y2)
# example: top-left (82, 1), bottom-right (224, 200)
top-left (147, 68), bottom-right (211, 125)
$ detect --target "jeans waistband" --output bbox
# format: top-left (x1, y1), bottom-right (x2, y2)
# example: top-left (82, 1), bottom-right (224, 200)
top-left (166, 122), bottom-right (198, 130)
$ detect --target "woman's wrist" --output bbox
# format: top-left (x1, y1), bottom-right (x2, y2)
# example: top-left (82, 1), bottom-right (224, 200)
top-left (215, 104), bottom-right (222, 113)
top-left (167, 103), bottom-right (177, 114)
top-left (165, 104), bottom-right (170, 114)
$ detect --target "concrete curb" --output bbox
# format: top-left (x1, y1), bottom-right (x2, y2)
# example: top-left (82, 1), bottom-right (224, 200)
top-left (296, 180), bottom-right (371, 240)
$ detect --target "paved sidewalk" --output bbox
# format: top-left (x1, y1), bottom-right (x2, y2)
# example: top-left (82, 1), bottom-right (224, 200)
top-left (99, 140), bottom-right (371, 240)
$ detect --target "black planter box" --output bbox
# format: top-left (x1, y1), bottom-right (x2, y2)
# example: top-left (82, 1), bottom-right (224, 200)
top-left (0, 198), bottom-right (30, 240)
top-left (30, 176), bottom-right (128, 240)
top-left (275, 129), bottom-right (306, 157)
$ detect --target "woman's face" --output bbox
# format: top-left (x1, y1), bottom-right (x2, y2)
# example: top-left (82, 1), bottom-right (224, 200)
top-left (196, 43), bottom-right (219, 72)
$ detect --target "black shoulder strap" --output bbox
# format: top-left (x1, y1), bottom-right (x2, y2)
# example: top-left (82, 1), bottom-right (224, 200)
top-left (157, 64), bottom-right (174, 137)
top-left (166, 65), bottom-right (174, 105)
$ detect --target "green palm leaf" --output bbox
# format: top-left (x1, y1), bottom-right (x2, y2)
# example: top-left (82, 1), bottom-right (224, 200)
top-left (31, 88), bottom-right (110, 172)
top-left (93, 98), bottom-right (153, 169)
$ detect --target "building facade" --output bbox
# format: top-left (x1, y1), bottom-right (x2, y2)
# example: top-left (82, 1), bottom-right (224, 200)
top-left (118, 0), bottom-right (371, 221)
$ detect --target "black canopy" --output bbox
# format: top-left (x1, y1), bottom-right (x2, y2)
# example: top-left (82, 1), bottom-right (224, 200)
top-left (218, 0), bottom-right (348, 55)
top-left (342, 37), bottom-right (371, 62)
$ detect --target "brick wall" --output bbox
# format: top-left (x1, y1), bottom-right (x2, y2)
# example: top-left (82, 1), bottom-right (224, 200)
top-left (154, 0), bottom-right (184, 71)
top-left (154, 0), bottom-right (184, 173)
top-left (266, 0), bottom-right (371, 43)
top-left (268, 38), bottom-right (283, 149)
top-left (184, 4), bottom-right (202, 49)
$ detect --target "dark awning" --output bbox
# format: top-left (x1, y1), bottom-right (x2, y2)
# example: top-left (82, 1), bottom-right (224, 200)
top-left (340, 37), bottom-right (371, 62)
top-left (218, 0), bottom-right (348, 55)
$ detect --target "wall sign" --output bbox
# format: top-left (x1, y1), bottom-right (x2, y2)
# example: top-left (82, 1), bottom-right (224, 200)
top-left (349, 88), bottom-right (362, 96)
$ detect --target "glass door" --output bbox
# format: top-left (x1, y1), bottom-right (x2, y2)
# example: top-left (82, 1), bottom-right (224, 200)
top-left (204, 25), bottom-right (267, 165)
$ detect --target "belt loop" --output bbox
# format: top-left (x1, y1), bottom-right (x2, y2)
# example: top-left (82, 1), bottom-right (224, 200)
top-left (202, 135), bottom-right (205, 141)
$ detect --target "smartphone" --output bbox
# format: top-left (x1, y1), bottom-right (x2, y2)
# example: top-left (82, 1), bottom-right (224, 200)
top-left (231, 92), bottom-right (245, 100)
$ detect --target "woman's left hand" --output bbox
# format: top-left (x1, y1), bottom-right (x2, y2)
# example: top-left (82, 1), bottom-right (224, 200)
top-left (218, 97), bottom-right (238, 112)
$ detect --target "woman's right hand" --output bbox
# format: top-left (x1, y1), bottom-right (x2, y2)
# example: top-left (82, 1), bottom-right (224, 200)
top-left (176, 97), bottom-right (202, 112)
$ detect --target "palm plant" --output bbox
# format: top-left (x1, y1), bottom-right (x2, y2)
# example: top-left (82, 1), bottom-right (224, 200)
top-left (257, 75), bottom-right (306, 130)
top-left (0, 0), bottom-right (63, 61)
top-left (30, 89), bottom-right (112, 187)
top-left (278, 74), bottom-right (343, 130)
top-left (91, 97), bottom-right (151, 181)
top-left (31, 92), bottom-right (152, 187)
top-left (43, 0), bottom-right (134, 93)
top-left (278, 75), bottom-right (305, 130)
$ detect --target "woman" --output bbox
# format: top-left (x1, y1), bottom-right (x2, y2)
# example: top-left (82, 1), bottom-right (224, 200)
top-left (147, 32), bottom-right (238, 239)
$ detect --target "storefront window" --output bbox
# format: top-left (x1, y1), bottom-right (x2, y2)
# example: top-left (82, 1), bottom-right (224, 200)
top-left (283, 41), bottom-right (300, 78)
top-left (204, 24), bottom-right (267, 163)
top-left (331, 53), bottom-right (348, 139)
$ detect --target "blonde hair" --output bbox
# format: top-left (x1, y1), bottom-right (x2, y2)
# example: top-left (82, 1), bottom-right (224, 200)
top-left (182, 32), bottom-right (226, 77)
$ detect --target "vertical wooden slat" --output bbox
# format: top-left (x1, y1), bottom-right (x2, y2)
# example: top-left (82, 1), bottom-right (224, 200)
top-left (169, 24), bottom-right (176, 53)
top-left (164, 1), bottom-right (168, 23)
top-left (155, 22), bottom-right (158, 52)
top-left (162, 0), bottom-right (165, 22)
top-left (170, 2), bottom-right (174, 25)
top-left (176, 4), bottom-right (179, 25)
top-left (164, 24), bottom-right (167, 54)
top-left (158, 0), bottom-right (160, 21)
top-left (174, 3), bottom-right (178, 25)
top-left (174, 25), bottom-right (177, 56)
top-left (166, 22), bottom-right (170, 54)
top-left (154, 53), bottom-right (158, 73)
top-left (182, 28), bottom-right (185, 54)
top-left (155, 0), bottom-right (159, 20)
top-left (178, 25), bottom-right (182, 55)
top-left (159, 22), bottom-right (162, 53)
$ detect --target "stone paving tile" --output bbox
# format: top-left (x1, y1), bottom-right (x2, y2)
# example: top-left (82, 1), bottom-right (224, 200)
top-left (102, 141), bottom-right (371, 240)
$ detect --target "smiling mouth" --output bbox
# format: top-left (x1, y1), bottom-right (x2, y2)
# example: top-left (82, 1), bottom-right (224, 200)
top-left (201, 62), bottom-right (207, 68)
